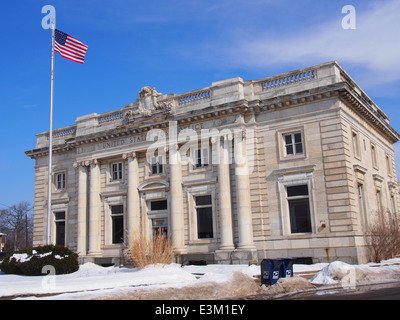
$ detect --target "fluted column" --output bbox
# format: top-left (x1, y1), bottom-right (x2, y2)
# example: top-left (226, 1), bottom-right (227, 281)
top-left (124, 152), bottom-right (140, 236)
top-left (216, 135), bottom-right (234, 251)
top-left (88, 159), bottom-right (101, 255)
top-left (169, 144), bottom-right (186, 254)
top-left (74, 161), bottom-right (88, 256)
top-left (234, 131), bottom-right (256, 250)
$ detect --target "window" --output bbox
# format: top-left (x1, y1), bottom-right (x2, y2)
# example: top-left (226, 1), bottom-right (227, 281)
top-left (150, 200), bottom-right (168, 211)
top-left (284, 132), bottom-right (303, 156)
top-left (148, 199), bottom-right (168, 236)
top-left (386, 154), bottom-right (392, 176)
top-left (371, 144), bottom-right (377, 168)
top-left (194, 148), bottom-right (209, 168)
top-left (195, 195), bottom-right (213, 239)
top-left (391, 194), bottom-right (397, 218)
top-left (152, 218), bottom-right (168, 237)
top-left (352, 131), bottom-right (360, 158)
top-left (150, 156), bottom-right (164, 175)
top-left (286, 185), bottom-right (312, 233)
top-left (376, 190), bottom-right (383, 215)
top-left (358, 184), bottom-right (367, 231)
top-left (55, 172), bottom-right (66, 190)
top-left (110, 205), bottom-right (124, 244)
top-left (54, 211), bottom-right (65, 246)
top-left (111, 162), bottom-right (123, 181)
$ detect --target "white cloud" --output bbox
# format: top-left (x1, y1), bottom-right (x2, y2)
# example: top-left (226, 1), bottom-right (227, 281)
top-left (226, 0), bottom-right (400, 91)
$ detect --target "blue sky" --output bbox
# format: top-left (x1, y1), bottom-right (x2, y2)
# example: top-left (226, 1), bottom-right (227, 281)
top-left (1, 0), bottom-right (400, 207)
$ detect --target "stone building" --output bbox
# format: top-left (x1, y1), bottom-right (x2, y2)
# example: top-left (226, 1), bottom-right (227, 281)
top-left (25, 61), bottom-right (400, 265)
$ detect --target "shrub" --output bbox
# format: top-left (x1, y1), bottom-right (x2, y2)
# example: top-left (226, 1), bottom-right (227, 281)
top-left (0, 245), bottom-right (79, 275)
top-left (125, 232), bottom-right (175, 269)
top-left (365, 214), bottom-right (400, 263)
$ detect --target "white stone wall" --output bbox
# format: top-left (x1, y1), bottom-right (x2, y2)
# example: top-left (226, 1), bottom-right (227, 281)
top-left (26, 62), bottom-right (400, 264)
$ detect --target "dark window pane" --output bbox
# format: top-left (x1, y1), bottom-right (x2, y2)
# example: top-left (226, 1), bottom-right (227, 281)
top-left (55, 211), bottom-right (65, 220)
top-left (150, 200), bottom-right (168, 211)
top-left (195, 195), bottom-right (212, 206)
top-left (285, 135), bottom-right (292, 145)
top-left (289, 199), bottom-right (312, 233)
top-left (197, 207), bottom-right (213, 239)
top-left (112, 215), bottom-right (124, 244)
top-left (111, 205), bottom-right (123, 215)
top-left (294, 133), bottom-right (302, 143)
top-left (55, 221), bottom-right (65, 246)
top-left (295, 142), bottom-right (303, 154)
top-left (287, 185), bottom-right (309, 197)
top-left (286, 145), bottom-right (294, 155)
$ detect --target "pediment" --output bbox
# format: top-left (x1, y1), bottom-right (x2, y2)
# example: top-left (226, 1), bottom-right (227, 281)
top-left (138, 179), bottom-right (169, 192)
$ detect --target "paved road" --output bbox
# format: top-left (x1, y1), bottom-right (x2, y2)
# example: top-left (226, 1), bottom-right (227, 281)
top-left (283, 282), bottom-right (400, 300)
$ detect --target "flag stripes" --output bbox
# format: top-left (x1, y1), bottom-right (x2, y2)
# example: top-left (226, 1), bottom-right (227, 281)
top-left (54, 29), bottom-right (88, 64)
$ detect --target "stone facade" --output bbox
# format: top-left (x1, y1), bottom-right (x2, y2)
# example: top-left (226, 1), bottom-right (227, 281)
top-left (25, 61), bottom-right (400, 265)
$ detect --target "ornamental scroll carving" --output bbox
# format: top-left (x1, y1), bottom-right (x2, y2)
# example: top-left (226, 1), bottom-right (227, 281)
top-left (124, 86), bottom-right (174, 122)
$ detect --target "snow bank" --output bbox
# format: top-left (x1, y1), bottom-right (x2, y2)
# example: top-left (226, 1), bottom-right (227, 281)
top-left (311, 259), bottom-right (400, 287)
top-left (0, 263), bottom-right (197, 298)
top-left (4, 258), bottom-right (400, 300)
top-left (183, 264), bottom-right (260, 284)
top-left (261, 276), bottom-right (316, 296)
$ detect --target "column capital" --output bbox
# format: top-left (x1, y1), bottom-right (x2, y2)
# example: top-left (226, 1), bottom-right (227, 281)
top-left (73, 160), bottom-right (91, 168)
top-left (90, 159), bottom-right (101, 167)
top-left (123, 152), bottom-right (137, 160)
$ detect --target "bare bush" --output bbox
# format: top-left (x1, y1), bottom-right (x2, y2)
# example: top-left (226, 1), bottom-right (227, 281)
top-left (365, 212), bottom-right (400, 263)
top-left (125, 232), bottom-right (175, 269)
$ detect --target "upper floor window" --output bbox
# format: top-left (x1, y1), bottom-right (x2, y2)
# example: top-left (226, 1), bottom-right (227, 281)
top-left (352, 131), bottom-right (360, 158)
top-left (193, 148), bottom-right (210, 169)
top-left (150, 156), bottom-right (164, 175)
top-left (371, 144), bottom-right (378, 169)
top-left (55, 172), bottom-right (66, 190)
top-left (111, 162), bottom-right (123, 181)
top-left (284, 132), bottom-right (303, 156)
top-left (386, 154), bottom-right (392, 176)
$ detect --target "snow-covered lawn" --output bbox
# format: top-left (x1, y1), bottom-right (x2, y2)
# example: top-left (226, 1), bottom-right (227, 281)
top-left (1, 258), bottom-right (400, 300)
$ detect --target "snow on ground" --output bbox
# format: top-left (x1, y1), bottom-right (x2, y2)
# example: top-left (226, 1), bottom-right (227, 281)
top-left (310, 258), bottom-right (400, 286)
top-left (1, 258), bottom-right (400, 300)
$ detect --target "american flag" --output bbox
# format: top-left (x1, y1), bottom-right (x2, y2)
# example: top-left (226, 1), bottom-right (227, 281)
top-left (54, 29), bottom-right (88, 64)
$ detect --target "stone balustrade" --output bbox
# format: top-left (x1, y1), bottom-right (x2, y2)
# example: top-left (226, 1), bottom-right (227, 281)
top-left (98, 111), bottom-right (124, 125)
top-left (177, 89), bottom-right (211, 106)
top-left (47, 125), bottom-right (77, 140)
top-left (260, 69), bottom-right (317, 91)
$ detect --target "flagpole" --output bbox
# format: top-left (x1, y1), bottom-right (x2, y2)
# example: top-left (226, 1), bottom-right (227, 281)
top-left (46, 20), bottom-right (55, 245)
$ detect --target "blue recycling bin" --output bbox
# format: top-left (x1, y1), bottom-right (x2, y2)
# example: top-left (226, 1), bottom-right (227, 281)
top-left (260, 259), bottom-right (284, 285)
top-left (282, 258), bottom-right (296, 277)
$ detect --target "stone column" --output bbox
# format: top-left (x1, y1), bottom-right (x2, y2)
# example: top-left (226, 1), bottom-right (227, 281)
top-left (216, 135), bottom-right (235, 251)
top-left (169, 144), bottom-right (186, 254)
top-left (234, 131), bottom-right (256, 250)
top-left (88, 159), bottom-right (101, 256)
top-left (74, 161), bottom-right (88, 256)
top-left (125, 152), bottom-right (140, 237)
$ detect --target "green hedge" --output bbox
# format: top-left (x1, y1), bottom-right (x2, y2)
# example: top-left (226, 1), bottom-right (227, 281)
top-left (0, 245), bottom-right (79, 276)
